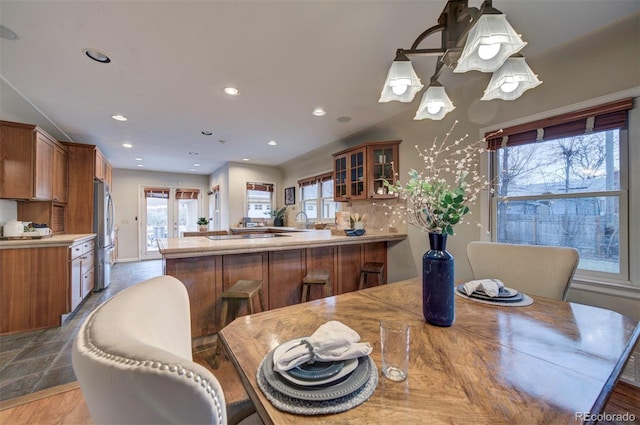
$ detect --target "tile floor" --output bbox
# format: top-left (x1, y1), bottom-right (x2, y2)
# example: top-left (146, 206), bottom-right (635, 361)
top-left (0, 260), bottom-right (163, 402)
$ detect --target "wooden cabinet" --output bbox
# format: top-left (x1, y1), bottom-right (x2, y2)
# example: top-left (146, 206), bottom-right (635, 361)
top-left (0, 236), bottom-right (95, 335)
top-left (53, 144), bottom-right (68, 203)
top-left (34, 132), bottom-right (55, 200)
top-left (0, 120), bottom-right (67, 201)
top-left (333, 140), bottom-right (401, 202)
top-left (17, 201), bottom-right (66, 234)
top-left (69, 239), bottom-right (95, 311)
top-left (0, 246), bottom-right (69, 334)
top-left (64, 143), bottom-right (96, 234)
top-left (64, 142), bottom-right (113, 233)
top-left (95, 148), bottom-right (112, 186)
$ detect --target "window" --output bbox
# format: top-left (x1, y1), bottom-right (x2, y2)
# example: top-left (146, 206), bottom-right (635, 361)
top-left (488, 98), bottom-right (632, 281)
top-left (246, 182), bottom-right (273, 218)
top-left (298, 172), bottom-right (340, 221)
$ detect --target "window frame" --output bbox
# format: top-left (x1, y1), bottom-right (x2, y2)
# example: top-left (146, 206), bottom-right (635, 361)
top-left (484, 97), bottom-right (633, 285)
top-left (245, 182), bottom-right (274, 219)
top-left (298, 172), bottom-right (340, 222)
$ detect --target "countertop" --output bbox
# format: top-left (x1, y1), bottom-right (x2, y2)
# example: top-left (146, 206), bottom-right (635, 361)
top-left (158, 229), bottom-right (406, 258)
top-left (0, 234), bottom-right (96, 249)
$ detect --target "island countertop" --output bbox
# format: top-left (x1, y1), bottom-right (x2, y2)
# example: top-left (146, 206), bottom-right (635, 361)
top-left (158, 229), bottom-right (406, 258)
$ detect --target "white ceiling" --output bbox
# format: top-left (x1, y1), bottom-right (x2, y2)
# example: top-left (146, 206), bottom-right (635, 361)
top-left (1, 1), bottom-right (638, 175)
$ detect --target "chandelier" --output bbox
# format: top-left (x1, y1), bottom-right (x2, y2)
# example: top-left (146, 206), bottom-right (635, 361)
top-left (379, 0), bottom-right (542, 120)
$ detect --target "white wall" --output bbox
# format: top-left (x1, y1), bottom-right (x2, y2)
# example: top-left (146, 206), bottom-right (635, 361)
top-left (225, 162), bottom-right (284, 228)
top-left (112, 169), bottom-right (209, 261)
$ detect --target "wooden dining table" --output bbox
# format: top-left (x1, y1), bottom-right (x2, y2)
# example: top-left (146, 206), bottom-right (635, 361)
top-left (218, 277), bottom-right (640, 424)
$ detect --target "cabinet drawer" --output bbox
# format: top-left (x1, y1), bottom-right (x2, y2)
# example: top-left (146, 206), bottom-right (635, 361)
top-left (82, 267), bottom-right (95, 296)
top-left (70, 243), bottom-right (83, 260)
top-left (81, 250), bottom-right (95, 274)
top-left (82, 240), bottom-right (95, 255)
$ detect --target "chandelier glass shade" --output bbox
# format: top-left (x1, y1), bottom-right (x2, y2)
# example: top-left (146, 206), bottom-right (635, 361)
top-left (453, 14), bottom-right (527, 73)
top-left (481, 56), bottom-right (542, 101)
top-left (378, 54), bottom-right (424, 103)
top-left (378, 0), bottom-right (541, 121)
top-left (415, 84), bottom-right (456, 120)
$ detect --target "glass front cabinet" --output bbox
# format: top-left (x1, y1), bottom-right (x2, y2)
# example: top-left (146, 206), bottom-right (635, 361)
top-left (332, 140), bottom-right (401, 202)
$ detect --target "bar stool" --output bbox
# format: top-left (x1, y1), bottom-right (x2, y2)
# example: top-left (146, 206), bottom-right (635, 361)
top-left (301, 270), bottom-right (332, 303)
top-left (219, 279), bottom-right (265, 328)
top-left (359, 262), bottom-right (384, 290)
top-left (214, 279), bottom-right (265, 368)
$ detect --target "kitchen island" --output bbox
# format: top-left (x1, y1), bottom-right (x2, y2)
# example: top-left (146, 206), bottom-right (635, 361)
top-left (158, 229), bottom-right (406, 339)
top-left (0, 234), bottom-right (96, 334)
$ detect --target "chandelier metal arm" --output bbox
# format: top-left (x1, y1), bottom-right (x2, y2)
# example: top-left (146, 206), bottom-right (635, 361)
top-left (407, 23), bottom-right (446, 54)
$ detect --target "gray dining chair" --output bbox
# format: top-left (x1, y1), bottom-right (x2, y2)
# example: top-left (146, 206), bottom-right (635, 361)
top-left (466, 241), bottom-right (579, 301)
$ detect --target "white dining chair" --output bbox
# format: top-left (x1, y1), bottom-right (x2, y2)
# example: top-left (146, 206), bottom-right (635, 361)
top-left (466, 241), bottom-right (579, 301)
top-left (72, 275), bottom-right (261, 425)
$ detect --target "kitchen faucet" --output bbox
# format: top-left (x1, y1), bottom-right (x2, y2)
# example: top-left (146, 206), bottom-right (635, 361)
top-left (294, 211), bottom-right (309, 229)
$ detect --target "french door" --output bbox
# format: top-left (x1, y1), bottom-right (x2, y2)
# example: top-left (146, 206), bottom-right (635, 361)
top-left (141, 186), bottom-right (203, 260)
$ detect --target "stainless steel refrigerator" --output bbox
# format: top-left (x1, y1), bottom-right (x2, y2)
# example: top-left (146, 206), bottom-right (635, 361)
top-left (93, 180), bottom-right (115, 291)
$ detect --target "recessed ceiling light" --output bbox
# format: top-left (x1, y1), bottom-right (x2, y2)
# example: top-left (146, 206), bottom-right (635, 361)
top-left (337, 116), bottom-right (352, 123)
top-left (201, 131), bottom-right (212, 136)
top-left (122, 143), bottom-right (133, 148)
top-left (313, 108), bottom-right (327, 117)
top-left (0, 25), bottom-right (19, 41)
top-left (190, 169), bottom-right (196, 172)
top-left (112, 114), bottom-right (127, 121)
top-left (224, 87), bottom-right (239, 96)
top-left (137, 164), bottom-right (144, 167)
top-left (83, 49), bottom-right (111, 64)
top-left (193, 163), bottom-right (201, 167)
top-left (242, 158), bottom-right (250, 161)
top-left (135, 157), bottom-right (143, 161)
top-left (267, 140), bottom-right (277, 146)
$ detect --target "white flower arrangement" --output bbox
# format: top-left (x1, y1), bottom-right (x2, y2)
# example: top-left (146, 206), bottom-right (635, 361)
top-left (382, 121), bottom-right (499, 235)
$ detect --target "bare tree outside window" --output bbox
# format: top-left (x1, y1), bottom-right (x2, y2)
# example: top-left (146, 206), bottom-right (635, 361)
top-left (494, 129), bottom-right (621, 274)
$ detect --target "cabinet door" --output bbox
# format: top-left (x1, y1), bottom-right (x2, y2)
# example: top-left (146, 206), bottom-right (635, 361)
top-left (268, 250), bottom-right (305, 310)
top-left (53, 145), bottom-right (68, 203)
top-left (82, 267), bottom-right (95, 297)
top-left (368, 143), bottom-right (400, 199)
top-left (34, 132), bottom-right (54, 200)
top-left (0, 121), bottom-right (34, 199)
top-left (333, 154), bottom-right (348, 201)
top-left (347, 147), bottom-right (367, 200)
top-left (70, 256), bottom-right (82, 311)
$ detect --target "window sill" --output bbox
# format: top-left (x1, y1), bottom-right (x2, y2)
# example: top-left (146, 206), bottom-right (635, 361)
top-left (570, 276), bottom-right (640, 300)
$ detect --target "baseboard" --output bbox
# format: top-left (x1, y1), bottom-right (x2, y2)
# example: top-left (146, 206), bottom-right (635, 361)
top-left (0, 381), bottom-right (80, 411)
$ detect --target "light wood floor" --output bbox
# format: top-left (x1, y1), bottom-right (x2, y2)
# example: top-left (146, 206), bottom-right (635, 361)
top-left (1, 352), bottom-right (639, 425)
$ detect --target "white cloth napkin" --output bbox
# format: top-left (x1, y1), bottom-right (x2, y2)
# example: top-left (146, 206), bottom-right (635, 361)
top-left (463, 278), bottom-right (505, 297)
top-left (273, 321), bottom-right (372, 372)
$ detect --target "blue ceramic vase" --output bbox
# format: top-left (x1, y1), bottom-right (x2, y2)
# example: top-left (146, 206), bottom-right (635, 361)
top-left (422, 232), bottom-right (455, 327)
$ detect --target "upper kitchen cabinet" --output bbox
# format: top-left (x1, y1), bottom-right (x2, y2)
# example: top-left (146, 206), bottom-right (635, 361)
top-left (0, 120), bottom-right (68, 201)
top-left (64, 142), bottom-right (98, 234)
top-left (53, 143), bottom-right (68, 203)
top-left (95, 148), bottom-right (112, 186)
top-left (332, 140), bottom-right (401, 202)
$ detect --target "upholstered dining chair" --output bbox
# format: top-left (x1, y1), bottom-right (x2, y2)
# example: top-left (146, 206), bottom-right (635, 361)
top-left (72, 275), bottom-right (260, 425)
top-left (466, 241), bottom-right (580, 301)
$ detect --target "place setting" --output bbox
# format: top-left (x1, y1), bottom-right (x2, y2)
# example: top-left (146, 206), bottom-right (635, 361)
top-left (455, 278), bottom-right (534, 307)
top-left (256, 320), bottom-right (378, 415)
